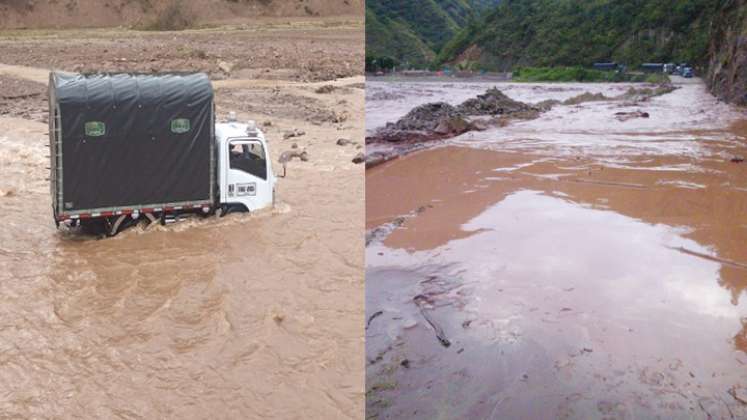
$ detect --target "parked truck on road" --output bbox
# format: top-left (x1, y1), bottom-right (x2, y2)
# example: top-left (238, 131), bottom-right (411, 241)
top-left (49, 72), bottom-right (276, 236)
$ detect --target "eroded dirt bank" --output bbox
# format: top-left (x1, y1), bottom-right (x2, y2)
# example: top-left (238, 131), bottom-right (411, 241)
top-left (366, 79), bottom-right (747, 419)
top-left (0, 22), bottom-right (363, 419)
top-left (0, 1), bottom-right (364, 29)
top-left (0, 19), bottom-right (361, 82)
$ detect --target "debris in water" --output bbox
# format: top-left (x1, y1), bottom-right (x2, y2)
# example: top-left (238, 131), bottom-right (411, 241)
top-left (366, 310), bottom-right (383, 330)
top-left (456, 87), bottom-right (534, 115)
top-left (563, 92), bottom-right (611, 105)
top-left (729, 386), bottom-right (747, 404)
top-left (400, 359), bottom-right (410, 369)
top-left (433, 115), bottom-right (471, 136)
top-left (731, 155), bottom-right (744, 163)
top-left (615, 111), bottom-right (650, 121)
top-left (414, 294), bottom-right (451, 348)
top-left (364, 151), bottom-right (399, 169)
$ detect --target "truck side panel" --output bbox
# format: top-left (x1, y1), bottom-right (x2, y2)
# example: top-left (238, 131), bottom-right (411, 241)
top-left (51, 73), bottom-right (214, 216)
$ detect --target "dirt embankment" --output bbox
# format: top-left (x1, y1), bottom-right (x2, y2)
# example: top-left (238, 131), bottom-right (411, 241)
top-left (706, 0), bottom-right (747, 106)
top-left (0, 75), bottom-right (46, 121)
top-left (0, 20), bottom-right (362, 82)
top-left (0, 0), bottom-right (363, 29)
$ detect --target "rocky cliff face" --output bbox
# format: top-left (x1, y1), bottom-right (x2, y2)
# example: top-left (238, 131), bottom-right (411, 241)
top-left (706, 0), bottom-right (747, 106)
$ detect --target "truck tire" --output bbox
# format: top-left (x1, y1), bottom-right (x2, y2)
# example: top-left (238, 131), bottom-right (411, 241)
top-left (219, 203), bottom-right (248, 217)
top-left (107, 214), bottom-right (127, 237)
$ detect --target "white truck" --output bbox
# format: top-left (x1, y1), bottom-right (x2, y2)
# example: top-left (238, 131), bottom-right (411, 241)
top-left (49, 72), bottom-right (276, 236)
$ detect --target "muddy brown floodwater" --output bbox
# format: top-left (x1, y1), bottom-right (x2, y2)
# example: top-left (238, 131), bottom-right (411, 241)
top-left (0, 22), bottom-right (364, 420)
top-left (366, 78), bottom-right (747, 419)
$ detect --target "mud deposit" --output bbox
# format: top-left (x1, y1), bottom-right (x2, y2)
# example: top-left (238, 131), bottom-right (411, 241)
top-left (366, 79), bottom-right (747, 419)
top-left (0, 22), bottom-right (363, 419)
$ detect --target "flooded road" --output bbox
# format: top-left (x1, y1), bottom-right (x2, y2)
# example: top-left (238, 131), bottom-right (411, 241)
top-left (366, 79), bottom-right (747, 418)
top-left (0, 72), bottom-right (364, 417)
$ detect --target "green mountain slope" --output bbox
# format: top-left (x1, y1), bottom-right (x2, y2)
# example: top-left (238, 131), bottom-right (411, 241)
top-left (365, 0), bottom-right (501, 69)
top-left (366, 7), bottom-right (437, 68)
top-left (438, 0), bottom-right (720, 71)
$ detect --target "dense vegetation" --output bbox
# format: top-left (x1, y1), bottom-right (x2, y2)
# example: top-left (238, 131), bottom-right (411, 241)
top-left (365, 0), bottom-right (500, 70)
top-left (437, 0), bottom-right (722, 71)
top-left (513, 67), bottom-right (670, 83)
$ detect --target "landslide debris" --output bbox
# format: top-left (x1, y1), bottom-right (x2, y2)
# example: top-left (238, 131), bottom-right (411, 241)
top-left (456, 87), bottom-right (533, 115)
top-left (388, 102), bottom-right (461, 132)
top-left (368, 88), bottom-right (538, 144)
top-left (365, 82), bottom-right (679, 165)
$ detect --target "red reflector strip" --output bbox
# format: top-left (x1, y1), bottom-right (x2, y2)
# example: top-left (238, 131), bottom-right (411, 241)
top-left (57, 205), bottom-right (208, 222)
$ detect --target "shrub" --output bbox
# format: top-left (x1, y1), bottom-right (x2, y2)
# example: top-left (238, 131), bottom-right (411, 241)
top-left (512, 66), bottom-right (672, 84)
top-left (143, 0), bottom-right (195, 31)
top-left (513, 67), bottom-right (614, 82)
top-left (644, 73), bottom-right (672, 84)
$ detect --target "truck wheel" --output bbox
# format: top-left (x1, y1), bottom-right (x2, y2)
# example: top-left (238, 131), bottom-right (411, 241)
top-left (218, 203), bottom-right (247, 217)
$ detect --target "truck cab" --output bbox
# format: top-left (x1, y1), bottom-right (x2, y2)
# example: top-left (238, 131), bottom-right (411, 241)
top-left (216, 118), bottom-right (276, 214)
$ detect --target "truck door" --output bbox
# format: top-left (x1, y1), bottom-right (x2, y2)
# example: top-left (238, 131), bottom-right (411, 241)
top-left (225, 139), bottom-right (272, 211)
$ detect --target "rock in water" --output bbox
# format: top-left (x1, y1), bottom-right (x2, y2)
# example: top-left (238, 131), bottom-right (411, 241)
top-left (434, 116), bottom-right (471, 135)
top-left (614, 111), bottom-right (650, 121)
top-left (389, 102), bottom-right (460, 132)
top-left (456, 87), bottom-right (533, 115)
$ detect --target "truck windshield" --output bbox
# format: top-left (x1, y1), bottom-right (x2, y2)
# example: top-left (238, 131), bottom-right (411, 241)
top-left (229, 140), bottom-right (267, 180)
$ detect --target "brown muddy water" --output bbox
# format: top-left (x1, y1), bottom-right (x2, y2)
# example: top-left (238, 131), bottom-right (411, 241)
top-left (366, 79), bottom-right (747, 419)
top-left (0, 79), bottom-right (364, 417)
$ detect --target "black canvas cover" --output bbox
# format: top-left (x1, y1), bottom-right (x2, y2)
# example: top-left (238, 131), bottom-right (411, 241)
top-left (50, 72), bottom-right (214, 214)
